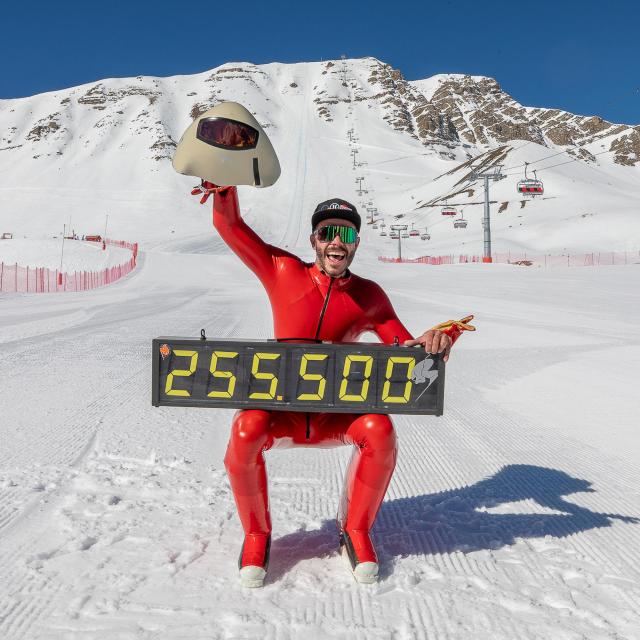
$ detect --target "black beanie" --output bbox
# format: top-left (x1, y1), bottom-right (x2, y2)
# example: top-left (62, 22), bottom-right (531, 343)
top-left (311, 198), bottom-right (361, 232)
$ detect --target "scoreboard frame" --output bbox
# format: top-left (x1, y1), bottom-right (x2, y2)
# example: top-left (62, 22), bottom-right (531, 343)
top-left (152, 337), bottom-right (445, 416)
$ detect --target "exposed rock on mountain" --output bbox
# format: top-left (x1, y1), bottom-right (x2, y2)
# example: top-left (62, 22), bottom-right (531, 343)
top-left (409, 73), bottom-right (639, 165)
top-left (0, 57), bottom-right (638, 171)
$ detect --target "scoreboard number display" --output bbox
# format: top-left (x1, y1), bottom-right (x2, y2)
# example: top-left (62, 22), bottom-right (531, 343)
top-left (152, 338), bottom-right (445, 415)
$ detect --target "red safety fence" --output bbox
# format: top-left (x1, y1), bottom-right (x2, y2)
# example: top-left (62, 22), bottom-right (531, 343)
top-left (379, 250), bottom-right (640, 267)
top-left (0, 238), bottom-right (139, 293)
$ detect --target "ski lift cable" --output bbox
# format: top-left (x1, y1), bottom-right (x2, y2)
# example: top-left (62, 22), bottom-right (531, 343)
top-left (502, 147), bottom-right (617, 177)
top-left (501, 116), bottom-right (636, 172)
top-left (492, 86), bottom-right (639, 171)
top-left (501, 146), bottom-right (577, 171)
top-left (419, 106), bottom-right (635, 219)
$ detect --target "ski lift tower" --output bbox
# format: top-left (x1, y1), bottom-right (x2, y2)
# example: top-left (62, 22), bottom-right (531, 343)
top-left (390, 224), bottom-right (408, 261)
top-left (471, 166), bottom-right (505, 263)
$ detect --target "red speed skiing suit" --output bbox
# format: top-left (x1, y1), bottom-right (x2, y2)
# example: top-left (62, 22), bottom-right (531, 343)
top-left (214, 187), bottom-right (414, 566)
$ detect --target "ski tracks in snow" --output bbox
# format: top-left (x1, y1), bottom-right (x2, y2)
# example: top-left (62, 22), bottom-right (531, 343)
top-left (0, 254), bottom-right (267, 639)
top-left (7, 362), bottom-right (638, 640)
top-left (1, 260), bottom-right (640, 638)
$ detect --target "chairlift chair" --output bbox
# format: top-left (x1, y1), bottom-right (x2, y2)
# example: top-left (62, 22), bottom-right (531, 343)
top-left (517, 163), bottom-right (544, 196)
top-left (380, 230), bottom-right (387, 236)
top-left (401, 231), bottom-right (410, 238)
top-left (453, 211), bottom-right (468, 229)
top-left (441, 206), bottom-right (458, 216)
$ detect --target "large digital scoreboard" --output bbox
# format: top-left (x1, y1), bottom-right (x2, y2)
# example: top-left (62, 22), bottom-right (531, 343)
top-left (152, 338), bottom-right (445, 415)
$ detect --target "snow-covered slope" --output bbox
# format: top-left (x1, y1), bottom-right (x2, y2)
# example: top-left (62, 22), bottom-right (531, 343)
top-left (1, 58), bottom-right (639, 639)
top-left (1, 57), bottom-right (638, 257)
top-left (1, 253), bottom-right (639, 639)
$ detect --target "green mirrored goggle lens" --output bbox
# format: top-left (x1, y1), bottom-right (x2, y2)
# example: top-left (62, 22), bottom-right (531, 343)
top-left (316, 225), bottom-right (358, 243)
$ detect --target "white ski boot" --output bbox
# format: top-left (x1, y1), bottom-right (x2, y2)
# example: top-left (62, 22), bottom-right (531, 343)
top-left (239, 565), bottom-right (267, 588)
top-left (238, 534), bottom-right (271, 588)
top-left (340, 530), bottom-right (379, 584)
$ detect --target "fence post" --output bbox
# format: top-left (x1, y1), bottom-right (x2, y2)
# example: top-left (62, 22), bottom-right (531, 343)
top-left (15, 263), bottom-right (18, 292)
top-left (0, 262), bottom-right (3, 291)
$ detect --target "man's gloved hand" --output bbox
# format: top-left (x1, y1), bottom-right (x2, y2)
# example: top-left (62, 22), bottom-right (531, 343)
top-left (430, 315), bottom-right (476, 334)
top-left (404, 314), bottom-right (475, 362)
top-left (190, 180), bottom-right (230, 205)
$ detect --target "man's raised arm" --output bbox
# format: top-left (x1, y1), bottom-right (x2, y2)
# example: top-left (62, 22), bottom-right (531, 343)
top-left (193, 183), bottom-right (277, 289)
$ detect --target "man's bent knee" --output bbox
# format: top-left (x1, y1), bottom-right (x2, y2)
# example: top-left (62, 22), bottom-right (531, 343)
top-left (352, 414), bottom-right (397, 450)
top-left (224, 410), bottom-right (273, 469)
top-left (231, 410), bottom-right (272, 444)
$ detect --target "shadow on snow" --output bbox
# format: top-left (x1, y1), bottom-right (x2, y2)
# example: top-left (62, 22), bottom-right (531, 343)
top-left (267, 464), bottom-right (639, 582)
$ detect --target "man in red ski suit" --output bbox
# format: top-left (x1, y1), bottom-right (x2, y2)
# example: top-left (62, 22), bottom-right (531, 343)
top-left (197, 184), bottom-right (470, 586)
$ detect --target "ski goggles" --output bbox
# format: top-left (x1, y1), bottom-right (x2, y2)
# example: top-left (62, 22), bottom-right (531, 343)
top-left (196, 117), bottom-right (259, 150)
top-left (314, 224), bottom-right (358, 244)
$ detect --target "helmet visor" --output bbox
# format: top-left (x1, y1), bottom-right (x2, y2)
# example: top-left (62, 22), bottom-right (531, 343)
top-left (196, 117), bottom-right (259, 150)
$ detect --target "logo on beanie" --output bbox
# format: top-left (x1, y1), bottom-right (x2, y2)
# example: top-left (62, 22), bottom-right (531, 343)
top-left (329, 202), bottom-right (352, 211)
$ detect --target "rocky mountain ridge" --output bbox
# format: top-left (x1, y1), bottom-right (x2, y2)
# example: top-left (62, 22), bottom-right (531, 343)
top-left (1, 57), bottom-right (638, 170)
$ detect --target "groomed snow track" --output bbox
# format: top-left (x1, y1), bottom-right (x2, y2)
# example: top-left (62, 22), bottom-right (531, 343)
top-left (1, 247), bottom-right (639, 639)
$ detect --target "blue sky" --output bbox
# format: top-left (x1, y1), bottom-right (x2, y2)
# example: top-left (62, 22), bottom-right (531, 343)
top-left (2, 0), bottom-right (638, 124)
